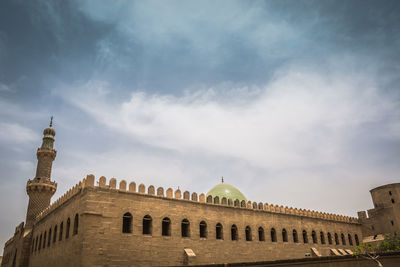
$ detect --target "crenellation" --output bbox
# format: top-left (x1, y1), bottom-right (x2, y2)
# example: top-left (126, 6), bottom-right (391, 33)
top-left (119, 180), bottom-right (127, 191)
top-left (252, 202), bottom-right (257, 209)
top-left (221, 197), bottom-right (227, 205)
top-left (138, 183), bottom-right (146, 193)
top-left (99, 176), bottom-right (106, 188)
top-left (183, 191), bottom-right (190, 200)
top-left (157, 187), bottom-right (164, 197)
top-left (109, 178), bottom-right (117, 189)
top-left (166, 188), bottom-right (173, 198)
top-left (199, 193), bottom-right (205, 203)
top-left (148, 185), bottom-right (155, 195)
top-left (129, 182), bottom-right (136, 192)
top-left (174, 189), bottom-right (181, 199)
top-left (191, 192), bottom-right (198, 201)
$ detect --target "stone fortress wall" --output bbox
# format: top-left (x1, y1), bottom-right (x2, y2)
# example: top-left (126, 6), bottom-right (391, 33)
top-left (358, 183), bottom-right (400, 238)
top-left (26, 175), bottom-right (363, 267)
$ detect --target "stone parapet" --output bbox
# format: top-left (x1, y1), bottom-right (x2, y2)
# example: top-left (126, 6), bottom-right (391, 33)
top-left (36, 174), bottom-right (358, 224)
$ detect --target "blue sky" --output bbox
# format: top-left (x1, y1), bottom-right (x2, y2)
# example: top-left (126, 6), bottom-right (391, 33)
top-left (0, 0), bottom-right (399, 248)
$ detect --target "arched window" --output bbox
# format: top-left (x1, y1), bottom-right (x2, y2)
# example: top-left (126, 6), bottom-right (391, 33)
top-left (53, 225), bottom-right (57, 243)
top-left (48, 228), bottom-right (51, 247)
top-left (143, 215), bottom-right (152, 235)
top-left (38, 234), bottom-right (42, 251)
top-left (231, 224), bottom-right (238, 241)
top-left (320, 231), bottom-right (325, 244)
top-left (302, 230), bottom-right (308, 243)
top-left (327, 232), bottom-right (332, 245)
top-left (122, 212), bottom-right (132, 233)
top-left (258, 227), bottom-right (265, 241)
top-left (73, 214), bottom-right (79, 235)
top-left (200, 221), bottom-right (207, 238)
top-left (162, 217), bottom-right (171, 236)
top-left (341, 233), bottom-right (346, 245)
top-left (334, 233), bottom-right (339, 245)
top-left (181, 219), bottom-right (190, 237)
top-left (282, 229), bottom-right (288, 242)
top-left (312, 230), bottom-right (317, 244)
top-left (245, 226), bottom-right (252, 241)
top-left (348, 234), bottom-right (353, 246)
top-left (59, 222), bottom-right (64, 241)
top-left (66, 218), bottom-right (71, 239)
top-left (43, 231), bottom-right (47, 249)
top-left (355, 234), bottom-right (359, 246)
top-left (293, 229), bottom-right (298, 243)
top-left (216, 223), bottom-right (223, 240)
top-left (271, 228), bottom-right (277, 242)
top-left (35, 236), bottom-right (38, 251)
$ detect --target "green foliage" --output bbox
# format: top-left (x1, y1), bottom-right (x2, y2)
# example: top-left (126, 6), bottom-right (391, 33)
top-left (354, 233), bottom-right (400, 257)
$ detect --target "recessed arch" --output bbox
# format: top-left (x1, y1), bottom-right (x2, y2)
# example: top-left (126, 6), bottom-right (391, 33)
top-left (122, 212), bottom-right (132, 233)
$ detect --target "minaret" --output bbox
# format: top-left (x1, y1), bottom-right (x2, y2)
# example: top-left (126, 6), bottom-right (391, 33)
top-left (25, 117), bottom-right (57, 229)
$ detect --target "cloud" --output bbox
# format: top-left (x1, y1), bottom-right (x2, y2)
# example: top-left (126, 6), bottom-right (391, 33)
top-left (62, 65), bottom-right (399, 172)
top-left (0, 122), bottom-right (40, 144)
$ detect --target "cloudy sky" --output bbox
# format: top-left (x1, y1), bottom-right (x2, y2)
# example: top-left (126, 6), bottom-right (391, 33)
top-left (0, 0), bottom-right (399, 248)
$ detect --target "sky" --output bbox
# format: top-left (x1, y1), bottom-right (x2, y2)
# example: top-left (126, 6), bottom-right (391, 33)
top-left (0, 0), bottom-right (399, 249)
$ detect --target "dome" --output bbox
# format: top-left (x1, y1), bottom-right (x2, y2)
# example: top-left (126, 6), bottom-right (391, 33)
top-left (43, 126), bottom-right (56, 137)
top-left (206, 182), bottom-right (247, 202)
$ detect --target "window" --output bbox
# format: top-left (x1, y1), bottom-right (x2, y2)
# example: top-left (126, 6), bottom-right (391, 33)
top-left (328, 232), bottom-right (332, 245)
top-left (334, 233), bottom-right (339, 245)
top-left (348, 234), bottom-right (353, 246)
top-left (245, 226), bottom-right (252, 241)
top-left (122, 213), bottom-right (132, 233)
top-left (35, 236), bottom-right (38, 251)
top-left (73, 214), bottom-right (79, 235)
top-left (231, 224), bottom-right (238, 241)
top-left (355, 234), bottom-right (359, 246)
top-left (200, 221), bottom-right (207, 238)
top-left (392, 198), bottom-right (395, 204)
top-left (216, 223), bottom-right (223, 240)
top-left (258, 227), bottom-right (265, 241)
top-left (293, 230), bottom-right (298, 243)
top-left (312, 230), bottom-right (317, 244)
top-left (282, 229), bottom-right (288, 242)
top-left (43, 231), bottom-right (46, 249)
top-left (162, 217), bottom-right (171, 236)
top-left (341, 233), bottom-right (346, 245)
top-left (48, 228), bottom-right (51, 247)
top-left (303, 230), bottom-right (308, 243)
top-left (143, 215), bottom-right (152, 235)
top-left (38, 234), bottom-right (42, 251)
top-left (53, 225), bottom-right (57, 243)
top-left (181, 219), bottom-right (190, 237)
top-left (320, 231), bottom-right (325, 244)
top-left (66, 218), bottom-right (71, 239)
top-left (271, 228), bottom-right (277, 242)
top-left (391, 220), bottom-right (394, 226)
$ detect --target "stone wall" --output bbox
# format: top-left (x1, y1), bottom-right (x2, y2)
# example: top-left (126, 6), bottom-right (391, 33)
top-left (23, 175), bottom-right (364, 266)
top-left (358, 183), bottom-right (400, 237)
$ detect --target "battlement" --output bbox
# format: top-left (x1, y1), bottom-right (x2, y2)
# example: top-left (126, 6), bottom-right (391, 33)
top-left (35, 175), bottom-right (359, 224)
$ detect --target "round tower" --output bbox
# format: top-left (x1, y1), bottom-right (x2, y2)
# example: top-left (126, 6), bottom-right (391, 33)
top-left (25, 118), bottom-right (57, 229)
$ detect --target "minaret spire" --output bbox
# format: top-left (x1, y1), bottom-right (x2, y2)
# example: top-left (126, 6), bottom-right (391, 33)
top-left (25, 120), bottom-right (57, 229)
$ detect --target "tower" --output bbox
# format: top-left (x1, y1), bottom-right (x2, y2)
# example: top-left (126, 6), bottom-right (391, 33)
top-left (25, 118), bottom-right (57, 229)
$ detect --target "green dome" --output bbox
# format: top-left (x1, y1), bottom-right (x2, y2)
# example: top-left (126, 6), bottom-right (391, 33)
top-left (206, 183), bottom-right (247, 202)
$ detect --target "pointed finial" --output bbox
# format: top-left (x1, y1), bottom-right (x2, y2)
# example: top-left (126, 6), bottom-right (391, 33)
top-left (221, 176), bottom-right (224, 183)
top-left (49, 116), bottom-right (53, 127)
